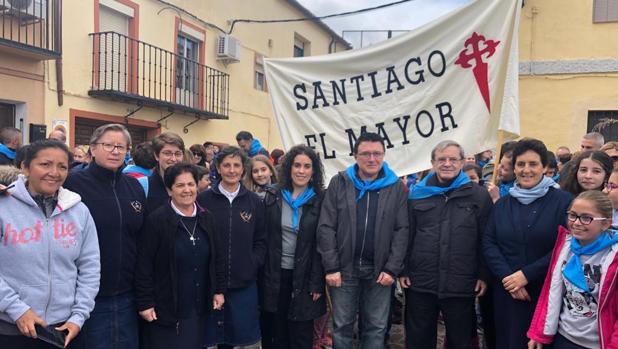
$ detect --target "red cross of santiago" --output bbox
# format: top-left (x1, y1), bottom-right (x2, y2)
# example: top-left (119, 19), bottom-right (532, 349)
top-left (455, 32), bottom-right (500, 113)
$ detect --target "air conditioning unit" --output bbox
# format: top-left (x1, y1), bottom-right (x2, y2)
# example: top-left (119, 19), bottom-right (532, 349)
top-left (217, 35), bottom-right (241, 63)
top-left (1, 0), bottom-right (47, 21)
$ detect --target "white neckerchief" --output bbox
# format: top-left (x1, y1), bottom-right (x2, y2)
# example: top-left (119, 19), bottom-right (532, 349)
top-left (170, 201), bottom-right (197, 217)
top-left (219, 182), bottom-right (240, 204)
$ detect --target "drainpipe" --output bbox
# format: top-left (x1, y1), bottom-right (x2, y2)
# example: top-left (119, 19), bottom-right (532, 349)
top-left (55, 0), bottom-right (63, 106)
top-left (328, 36), bottom-right (335, 54)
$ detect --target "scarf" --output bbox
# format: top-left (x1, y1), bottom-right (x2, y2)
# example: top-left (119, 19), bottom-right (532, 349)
top-left (0, 143), bottom-right (16, 160)
top-left (282, 187), bottom-right (316, 231)
top-left (508, 176), bottom-right (556, 205)
top-left (563, 230), bottom-right (618, 292)
top-left (345, 162), bottom-right (400, 201)
top-left (249, 139), bottom-right (265, 157)
top-left (409, 170), bottom-right (470, 200)
top-left (499, 180), bottom-right (515, 198)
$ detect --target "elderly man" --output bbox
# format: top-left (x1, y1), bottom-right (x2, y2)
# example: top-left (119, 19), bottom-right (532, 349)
top-left (580, 132), bottom-right (604, 152)
top-left (401, 140), bottom-right (493, 349)
top-left (0, 127), bottom-right (21, 166)
top-left (318, 132), bottom-right (408, 349)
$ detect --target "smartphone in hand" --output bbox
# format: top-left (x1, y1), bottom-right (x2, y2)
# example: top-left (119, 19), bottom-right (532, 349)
top-left (34, 324), bottom-right (67, 348)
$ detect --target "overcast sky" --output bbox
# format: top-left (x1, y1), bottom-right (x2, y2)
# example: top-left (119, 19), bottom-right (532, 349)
top-left (297, 0), bottom-right (473, 48)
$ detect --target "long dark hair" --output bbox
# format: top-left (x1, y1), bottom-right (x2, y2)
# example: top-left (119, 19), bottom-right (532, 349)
top-left (561, 150), bottom-right (613, 195)
top-left (279, 145), bottom-right (324, 194)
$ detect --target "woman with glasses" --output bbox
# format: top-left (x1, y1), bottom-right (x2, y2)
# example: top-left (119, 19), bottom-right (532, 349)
top-left (603, 168), bottom-right (618, 229)
top-left (483, 138), bottom-right (573, 349)
top-left (561, 151), bottom-right (612, 196)
top-left (190, 144), bottom-right (208, 168)
top-left (260, 145), bottom-right (326, 349)
top-left (142, 132), bottom-right (185, 217)
top-left (64, 124), bottom-right (145, 349)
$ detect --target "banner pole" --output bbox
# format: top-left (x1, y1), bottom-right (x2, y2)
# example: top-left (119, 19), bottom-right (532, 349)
top-left (491, 130), bottom-right (505, 184)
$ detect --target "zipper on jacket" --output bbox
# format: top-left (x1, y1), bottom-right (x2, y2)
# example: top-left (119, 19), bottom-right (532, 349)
top-left (227, 200), bottom-right (233, 288)
top-left (43, 218), bottom-right (52, 321)
top-left (358, 193), bottom-right (370, 267)
top-left (176, 321), bottom-right (180, 335)
top-left (598, 269), bottom-right (617, 348)
top-left (111, 177), bottom-right (124, 291)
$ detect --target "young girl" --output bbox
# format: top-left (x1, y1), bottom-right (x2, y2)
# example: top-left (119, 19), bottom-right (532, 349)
top-left (244, 155), bottom-right (277, 198)
top-left (562, 151), bottom-right (613, 196)
top-left (527, 190), bottom-right (618, 349)
top-left (602, 168), bottom-right (618, 229)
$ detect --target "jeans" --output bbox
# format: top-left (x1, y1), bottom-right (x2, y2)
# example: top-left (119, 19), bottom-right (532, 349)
top-left (404, 290), bottom-right (475, 349)
top-left (329, 265), bottom-right (391, 349)
top-left (81, 292), bottom-right (138, 349)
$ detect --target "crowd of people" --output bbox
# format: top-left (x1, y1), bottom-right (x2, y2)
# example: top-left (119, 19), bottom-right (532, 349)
top-left (0, 123), bottom-right (617, 349)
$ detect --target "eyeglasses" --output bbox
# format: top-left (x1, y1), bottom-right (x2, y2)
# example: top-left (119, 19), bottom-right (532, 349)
top-left (95, 143), bottom-right (127, 153)
top-left (605, 183), bottom-right (618, 191)
top-left (356, 152), bottom-right (384, 159)
top-left (161, 151), bottom-right (184, 158)
top-left (566, 211), bottom-right (608, 225)
top-left (192, 152), bottom-right (202, 157)
top-left (611, 156), bottom-right (618, 162)
top-left (435, 157), bottom-right (462, 165)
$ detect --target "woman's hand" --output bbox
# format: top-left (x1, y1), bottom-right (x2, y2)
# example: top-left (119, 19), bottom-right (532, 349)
top-left (213, 294), bottom-right (224, 310)
top-left (528, 339), bottom-right (543, 349)
top-left (55, 322), bottom-right (80, 348)
top-left (310, 292), bottom-right (322, 301)
top-left (139, 308), bottom-right (157, 322)
top-left (510, 287), bottom-right (531, 301)
top-left (502, 270), bottom-right (528, 292)
top-left (15, 308), bottom-right (47, 338)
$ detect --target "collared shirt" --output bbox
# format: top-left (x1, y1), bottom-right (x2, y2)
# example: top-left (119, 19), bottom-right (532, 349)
top-left (170, 201), bottom-right (197, 217)
top-left (218, 182), bottom-right (240, 204)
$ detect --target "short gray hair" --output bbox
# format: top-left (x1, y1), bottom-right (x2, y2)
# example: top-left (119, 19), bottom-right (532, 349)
top-left (0, 127), bottom-right (21, 145)
top-left (583, 132), bottom-right (604, 148)
top-left (431, 140), bottom-right (465, 160)
top-left (89, 124), bottom-right (132, 148)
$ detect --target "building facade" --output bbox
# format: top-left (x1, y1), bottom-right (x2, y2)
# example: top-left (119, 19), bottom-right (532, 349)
top-left (0, 0), bottom-right (349, 148)
top-left (519, 0), bottom-right (618, 149)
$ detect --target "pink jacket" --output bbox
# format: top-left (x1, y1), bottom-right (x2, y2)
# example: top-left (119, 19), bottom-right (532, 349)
top-left (527, 226), bottom-right (618, 349)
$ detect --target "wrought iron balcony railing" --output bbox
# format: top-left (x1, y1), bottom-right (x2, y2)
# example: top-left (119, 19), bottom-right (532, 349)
top-left (0, 0), bottom-right (61, 58)
top-left (89, 31), bottom-right (230, 120)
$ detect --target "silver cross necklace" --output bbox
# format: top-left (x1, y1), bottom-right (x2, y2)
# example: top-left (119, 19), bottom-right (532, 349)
top-left (180, 218), bottom-right (198, 246)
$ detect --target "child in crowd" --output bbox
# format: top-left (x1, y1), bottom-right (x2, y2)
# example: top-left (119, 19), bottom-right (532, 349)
top-left (527, 190), bottom-right (618, 349)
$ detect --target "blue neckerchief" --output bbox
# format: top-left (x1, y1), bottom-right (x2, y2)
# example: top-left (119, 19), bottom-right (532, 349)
top-left (478, 160), bottom-right (488, 168)
top-left (249, 139), bottom-right (265, 157)
top-left (499, 180), bottom-right (514, 198)
top-left (124, 153), bottom-right (132, 166)
top-left (563, 230), bottom-right (618, 292)
top-left (509, 176), bottom-right (556, 205)
top-left (122, 165), bottom-right (153, 177)
top-left (0, 143), bottom-right (16, 160)
top-left (409, 170), bottom-right (470, 200)
top-left (282, 188), bottom-right (316, 231)
top-left (345, 162), bottom-right (399, 201)
top-left (552, 173), bottom-right (561, 182)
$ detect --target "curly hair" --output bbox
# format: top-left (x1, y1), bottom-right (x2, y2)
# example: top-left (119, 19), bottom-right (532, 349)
top-left (561, 151), bottom-right (612, 195)
top-left (279, 145), bottom-right (324, 194)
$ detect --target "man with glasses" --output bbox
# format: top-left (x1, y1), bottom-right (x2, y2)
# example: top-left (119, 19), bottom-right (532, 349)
top-left (64, 123), bottom-right (145, 349)
top-left (142, 132), bottom-right (185, 216)
top-left (401, 140), bottom-right (492, 349)
top-left (318, 132), bottom-right (408, 348)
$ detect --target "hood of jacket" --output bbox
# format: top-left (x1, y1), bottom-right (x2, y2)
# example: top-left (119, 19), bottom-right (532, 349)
top-left (9, 175), bottom-right (82, 214)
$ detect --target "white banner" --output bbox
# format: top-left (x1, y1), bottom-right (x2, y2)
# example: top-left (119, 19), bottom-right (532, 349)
top-left (265, 0), bottom-right (521, 179)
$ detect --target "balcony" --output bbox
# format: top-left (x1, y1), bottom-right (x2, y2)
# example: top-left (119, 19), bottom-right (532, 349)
top-left (89, 31), bottom-right (229, 120)
top-left (0, 0), bottom-right (61, 59)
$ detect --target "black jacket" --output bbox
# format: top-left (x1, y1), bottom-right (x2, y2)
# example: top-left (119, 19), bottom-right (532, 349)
top-left (317, 172), bottom-right (409, 277)
top-left (196, 184), bottom-right (266, 289)
top-left (64, 161), bottom-right (145, 297)
top-left (0, 152), bottom-right (13, 166)
top-left (405, 179), bottom-right (493, 298)
top-left (145, 169), bottom-right (170, 218)
top-left (261, 188), bottom-right (326, 321)
top-left (135, 204), bottom-right (225, 326)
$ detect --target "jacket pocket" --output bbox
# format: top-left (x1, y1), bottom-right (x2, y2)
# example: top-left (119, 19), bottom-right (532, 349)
top-left (18, 284), bottom-right (48, 318)
top-left (47, 278), bottom-right (76, 323)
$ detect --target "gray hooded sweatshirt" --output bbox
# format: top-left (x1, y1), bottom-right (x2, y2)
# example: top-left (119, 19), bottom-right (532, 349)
top-left (0, 176), bottom-right (100, 331)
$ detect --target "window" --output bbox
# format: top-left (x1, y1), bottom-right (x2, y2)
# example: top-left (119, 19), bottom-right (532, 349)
top-left (593, 0), bottom-right (618, 23)
top-left (588, 110), bottom-right (618, 141)
top-left (176, 34), bottom-right (199, 106)
top-left (294, 34), bottom-right (310, 57)
top-left (0, 103), bottom-right (15, 128)
top-left (254, 53), bottom-right (267, 92)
